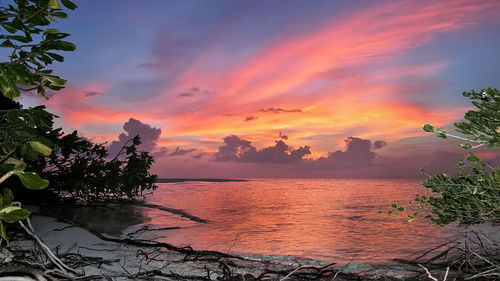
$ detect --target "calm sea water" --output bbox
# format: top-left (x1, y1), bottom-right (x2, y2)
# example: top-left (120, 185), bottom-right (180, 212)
top-left (134, 179), bottom-right (458, 263)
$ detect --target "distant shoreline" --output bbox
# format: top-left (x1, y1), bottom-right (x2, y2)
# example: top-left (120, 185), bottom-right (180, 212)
top-left (157, 178), bottom-right (249, 183)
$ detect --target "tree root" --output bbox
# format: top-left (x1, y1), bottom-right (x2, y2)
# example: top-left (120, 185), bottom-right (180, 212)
top-left (80, 224), bottom-right (245, 261)
top-left (4, 227), bottom-right (353, 281)
top-left (396, 229), bottom-right (500, 280)
top-left (4, 216), bottom-right (434, 280)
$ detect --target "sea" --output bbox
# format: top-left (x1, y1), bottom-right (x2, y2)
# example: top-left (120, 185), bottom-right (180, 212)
top-left (125, 178), bottom-right (464, 263)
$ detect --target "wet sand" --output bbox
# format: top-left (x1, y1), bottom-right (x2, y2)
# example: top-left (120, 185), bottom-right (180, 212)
top-left (5, 205), bottom-right (431, 280)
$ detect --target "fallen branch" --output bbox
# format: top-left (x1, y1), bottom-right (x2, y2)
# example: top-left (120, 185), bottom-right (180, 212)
top-left (13, 202), bottom-right (80, 277)
top-left (123, 201), bottom-right (209, 223)
top-left (401, 229), bottom-right (500, 280)
top-left (279, 265), bottom-right (307, 281)
top-left (418, 264), bottom-right (449, 281)
top-left (69, 223), bottom-right (248, 262)
top-left (126, 225), bottom-right (181, 238)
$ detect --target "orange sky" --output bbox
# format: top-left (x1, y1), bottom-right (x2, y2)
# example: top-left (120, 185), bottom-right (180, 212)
top-left (21, 0), bottom-right (500, 177)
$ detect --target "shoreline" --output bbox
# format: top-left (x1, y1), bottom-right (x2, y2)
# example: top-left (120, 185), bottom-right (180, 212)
top-left (4, 203), bottom-right (459, 280)
top-left (8, 201), bottom-right (497, 280)
top-left (7, 213), bottom-right (428, 280)
top-left (34, 200), bottom-right (428, 265)
top-left (157, 178), bottom-right (249, 183)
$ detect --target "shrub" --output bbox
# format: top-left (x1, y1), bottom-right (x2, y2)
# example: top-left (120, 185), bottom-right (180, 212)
top-left (388, 88), bottom-right (500, 226)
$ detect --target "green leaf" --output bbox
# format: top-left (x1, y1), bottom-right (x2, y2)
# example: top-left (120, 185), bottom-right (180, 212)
top-left (46, 84), bottom-right (65, 91)
top-left (0, 206), bottom-right (31, 223)
top-left (51, 12), bottom-right (68, 19)
top-left (48, 0), bottom-right (61, 9)
top-left (43, 75), bottom-right (66, 86)
top-left (1, 23), bottom-right (17, 34)
top-left (37, 85), bottom-right (46, 98)
top-left (9, 64), bottom-right (33, 85)
top-left (20, 143), bottom-right (43, 161)
top-left (38, 53), bottom-right (53, 64)
top-left (16, 172), bottom-right (49, 190)
top-left (45, 28), bottom-right (61, 34)
top-left (422, 123), bottom-right (434, 132)
top-left (13, 162), bottom-right (27, 172)
top-left (3, 189), bottom-right (13, 207)
top-left (61, 0), bottom-right (78, 10)
top-left (45, 32), bottom-right (70, 40)
top-left (0, 221), bottom-right (8, 245)
top-left (46, 52), bottom-right (64, 62)
top-left (29, 141), bottom-right (52, 156)
top-left (407, 216), bottom-right (415, 223)
top-left (9, 35), bottom-right (32, 43)
top-left (466, 153), bottom-right (481, 162)
top-left (459, 142), bottom-right (472, 149)
top-left (4, 158), bottom-right (23, 167)
top-left (0, 68), bottom-right (20, 99)
top-left (435, 129), bottom-right (447, 139)
top-left (45, 41), bottom-right (76, 51)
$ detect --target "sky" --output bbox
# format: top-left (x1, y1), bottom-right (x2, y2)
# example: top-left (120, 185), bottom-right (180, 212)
top-left (19, 0), bottom-right (500, 178)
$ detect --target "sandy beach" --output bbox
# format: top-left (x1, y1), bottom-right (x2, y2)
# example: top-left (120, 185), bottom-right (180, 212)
top-left (1, 204), bottom-right (438, 281)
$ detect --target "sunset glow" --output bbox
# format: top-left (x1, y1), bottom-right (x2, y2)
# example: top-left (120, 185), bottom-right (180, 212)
top-left (21, 0), bottom-right (500, 178)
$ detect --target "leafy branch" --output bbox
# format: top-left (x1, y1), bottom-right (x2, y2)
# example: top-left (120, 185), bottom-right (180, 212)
top-left (0, 0), bottom-right (77, 246)
top-left (385, 87), bottom-right (500, 227)
top-left (0, 0), bottom-right (77, 99)
top-left (422, 87), bottom-right (500, 150)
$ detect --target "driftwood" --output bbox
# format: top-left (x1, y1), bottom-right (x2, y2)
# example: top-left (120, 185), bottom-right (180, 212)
top-left (395, 229), bottom-right (500, 280)
top-left (67, 225), bottom-right (350, 280)
top-left (124, 201), bottom-right (209, 223)
top-left (10, 217), bottom-right (497, 281)
top-left (8, 203), bottom-right (498, 280)
top-left (2, 220), bottom-right (360, 281)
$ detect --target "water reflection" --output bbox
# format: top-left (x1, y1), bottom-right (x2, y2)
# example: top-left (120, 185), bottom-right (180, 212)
top-left (142, 179), bottom-right (458, 263)
top-left (40, 202), bottom-right (149, 236)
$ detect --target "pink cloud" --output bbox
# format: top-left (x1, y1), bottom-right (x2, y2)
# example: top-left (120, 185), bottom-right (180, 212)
top-left (44, 83), bottom-right (167, 129)
top-left (39, 0), bottom-right (500, 177)
top-left (144, 0), bottom-right (497, 149)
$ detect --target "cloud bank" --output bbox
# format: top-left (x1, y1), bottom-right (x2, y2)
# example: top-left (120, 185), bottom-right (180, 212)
top-left (311, 137), bottom-right (377, 169)
top-left (214, 135), bottom-right (311, 163)
top-left (213, 135), bottom-right (388, 171)
top-left (107, 118), bottom-right (163, 157)
top-left (167, 147), bottom-right (197, 157)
